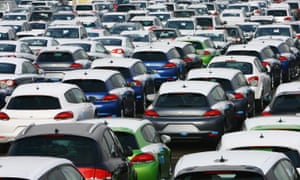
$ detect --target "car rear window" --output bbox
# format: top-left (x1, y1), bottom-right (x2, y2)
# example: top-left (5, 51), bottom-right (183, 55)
top-left (9, 135), bottom-right (98, 166)
top-left (132, 51), bottom-right (167, 61)
top-left (37, 52), bottom-right (73, 63)
top-left (7, 95), bottom-right (61, 110)
top-left (0, 63), bottom-right (15, 73)
top-left (209, 62), bottom-right (253, 74)
top-left (0, 44), bottom-right (15, 52)
top-left (45, 28), bottom-right (79, 39)
top-left (63, 79), bottom-right (107, 92)
top-left (271, 94), bottom-right (300, 113)
top-left (114, 132), bottom-right (139, 149)
top-left (21, 39), bottom-right (47, 47)
top-left (196, 18), bottom-right (213, 27)
top-left (155, 93), bottom-right (208, 108)
top-left (175, 171), bottom-right (264, 180)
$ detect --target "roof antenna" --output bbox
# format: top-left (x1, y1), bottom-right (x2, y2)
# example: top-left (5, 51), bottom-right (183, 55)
top-left (278, 117), bottom-right (283, 123)
top-left (54, 128), bottom-right (59, 134)
top-left (259, 133), bottom-right (264, 138)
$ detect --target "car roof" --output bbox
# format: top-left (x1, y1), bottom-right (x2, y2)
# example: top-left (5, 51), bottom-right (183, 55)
top-left (130, 15), bottom-right (157, 21)
top-left (226, 44), bottom-right (267, 52)
top-left (209, 55), bottom-right (258, 63)
top-left (18, 36), bottom-right (56, 41)
top-left (133, 43), bottom-right (175, 53)
top-left (0, 156), bottom-right (75, 179)
top-left (187, 67), bottom-right (242, 80)
top-left (176, 35), bottom-right (210, 42)
top-left (91, 57), bottom-right (141, 68)
top-left (62, 69), bottom-right (120, 81)
top-left (257, 24), bottom-right (292, 28)
top-left (219, 130), bottom-right (300, 151)
top-left (11, 82), bottom-right (79, 97)
top-left (274, 81), bottom-right (300, 96)
top-left (39, 45), bottom-right (82, 53)
top-left (174, 150), bottom-right (288, 177)
top-left (158, 80), bottom-right (219, 96)
top-left (0, 57), bottom-right (30, 64)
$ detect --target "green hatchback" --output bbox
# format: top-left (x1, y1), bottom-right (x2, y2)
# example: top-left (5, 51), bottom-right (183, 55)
top-left (96, 118), bottom-right (172, 180)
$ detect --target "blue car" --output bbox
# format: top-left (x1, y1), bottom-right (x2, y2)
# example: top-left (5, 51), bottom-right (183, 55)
top-left (132, 43), bottom-right (187, 90)
top-left (62, 69), bottom-right (136, 117)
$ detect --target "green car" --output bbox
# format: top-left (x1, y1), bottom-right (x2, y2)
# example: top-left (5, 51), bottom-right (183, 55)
top-left (176, 36), bottom-right (220, 66)
top-left (97, 118), bottom-right (172, 180)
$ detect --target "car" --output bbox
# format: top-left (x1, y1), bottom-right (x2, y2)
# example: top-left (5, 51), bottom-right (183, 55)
top-left (44, 24), bottom-right (88, 44)
top-left (225, 43), bottom-right (282, 89)
top-left (18, 36), bottom-right (60, 55)
top-left (34, 45), bottom-right (92, 81)
top-left (0, 40), bottom-right (36, 62)
top-left (110, 22), bottom-right (144, 35)
top-left (266, 3), bottom-right (294, 23)
top-left (101, 12), bottom-right (130, 29)
top-left (0, 156), bottom-right (85, 180)
top-left (236, 22), bottom-right (260, 41)
top-left (82, 118), bottom-right (172, 180)
top-left (7, 122), bottom-right (135, 180)
top-left (165, 17), bottom-right (197, 36)
top-left (175, 36), bottom-right (219, 67)
top-left (91, 57), bottom-right (155, 113)
top-left (243, 115), bottom-right (300, 131)
top-left (130, 15), bottom-right (164, 31)
top-left (0, 57), bottom-right (46, 105)
top-left (131, 42), bottom-right (187, 90)
top-left (253, 24), bottom-right (296, 40)
top-left (0, 82), bottom-right (96, 150)
top-left (186, 67), bottom-right (255, 129)
top-left (218, 130), bottom-right (300, 173)
top-left (62, 69), bottom-right (136, 117)
top-left (93, 36), bottom-right (135, 58)
top-left (262, 81), bottom-right (300, 116)
top-left (60, 39), bottom-right (112, 60)
top-left (207, 55), bottom-right (272, 112)
top-left (173, 150), bottom-right (300, 180)
top-left (143, 80), bottom-right (235, 143)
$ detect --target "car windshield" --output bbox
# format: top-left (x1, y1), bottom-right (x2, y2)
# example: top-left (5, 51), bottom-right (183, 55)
top-left (114, 132), bottom-right (139, 149)
top-left (6, 95), bottom-right (61, 110)
top-left (94, 67), bottom-right (131, 79)
top-left (132, 51), bottom-right (167, 61)
top-left (0, 44), bottom-right (16, 52)
top-left (9, 135), bottom-right (98, 167)
top-left (267, 10), bottom-right (287, 16)
top-left (226, 51), bottom-right (260, 59)
top-left (166, 21), bottom-right (194, 30)
top-left (63, 79), bottom-right (107, 92)
top-left (155, 93), bottom-right (208, 108)
top-left (255, 27), bottom-right (291, 37)
top-left (37, 52), bottom-right (73, 63)
top-left (98, 38), bottom-right (122, 46)
top-left (30, 11), bottom-right (52, 21)
top-left (0, 63), bottom-right (16, 73)
top-left (21, 39), bottom-right (47, 47)
top-left (271, 94), bottom-right (300, 113)
top-left (76, 5), bottom-right (93, 10)
top-left (30, 23), bottom-right (46, 30)
top-left (45, 28), bottom-right (79, 39)
top-left (209, 62), bottom-right (253, 74)
top-left (175, 171), bottom-right (264, 180)
top-left (3, 15), bottom-right (26, 20)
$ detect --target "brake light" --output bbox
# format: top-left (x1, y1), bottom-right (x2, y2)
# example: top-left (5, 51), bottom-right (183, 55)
top-left (144, 109), bottom-right (159, 117)
top-left (0, 80), bottom-right (16, 87)
top-left (102, 94), bottom-right (119, 101)
top-left (233, 93), bottom-right (244, 99)
top-left (54, 111), bottom-right (74, 120)
top-left (131, 80), bottom-right (142, 86)
top-left (261, 62), bottom-right (270, 67)
top-left (183, 57), bottom-right (192, 63)
top-left (78, 167), bottom-right (112, 180)
top-left (0, 112), bottom-right (9, 120)
top-left (255, 10), bottom-right (261, 14)
top-left (212, 11), bottom-right (218, 16)
top-left (278, 56), bottom-right (288, 61)
top-left (111, 48), bottom-right (125, 54)
top-left (203, 109), bottom-right (222, 117)
top-left (261, 111), bottom-right (272, 116)
top-left (297, 35), bottom-right (300, 39)
top-left (70, 63), bottom-right (83, 69)
top-left (148, 26), bottom-right (156, 31)
top-left (203, 50), bottom-right (211, 55)
top-left (284, 16), bottom-right (292, 21)
top-left (248, 76), bottom-right (259, 86)
top-left (164, 62), bottom-right (176, 68)
top-left (131, 152), bottom-right (155, 164)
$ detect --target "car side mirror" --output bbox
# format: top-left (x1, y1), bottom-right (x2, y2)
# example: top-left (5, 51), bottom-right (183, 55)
top-left (160, 134), bottom-right (171, 144)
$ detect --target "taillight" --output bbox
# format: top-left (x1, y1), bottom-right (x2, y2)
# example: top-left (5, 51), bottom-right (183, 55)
top-left (34, 63), bottom-right (40, 69)
top-left (54, 111), bottom-right (74, 120)
top-left (261, 111), bottom-right (272, 116)
top-left (203, 109), bottom-right (222, 117)
top-left (278, 56), bottom-right (288, 61)
top-left (296, 35), bottom-right (300, 39)
top-left (70, 63), bottom-right (83, 69)
top-left (111, 48), bottom-right (125, 54)
top-left (203, 50), bottom-right (211, 55)
top-left (212, 11), bottom-right (218, 16)
top-left (131, 152), bottom-right (155, 164)
top-left (0, 112), bottom-right (9, 120)
top-left (148, 26), bottom-right (156, 31)
top-left (261, 61), bottom-right (270, 67)
top-left (183, 57), bottom-right (192, 63)
top-left (131, 80), bottom-right (142, 86)
top-left (144, 109), bottom-right (159, 117)
top-left (78, 167), bottom-right (112, 180)
top-left (102, 94), bottom-right (119, 101)
top-left (0, 80), bottom-right (16, 87)
top-left (233, 93), bottom-right (244, 99)
top-left (255, 10), bottom-right (261, 14)
top-left (248, 76), bottom-right (259, 86)
top-left (284, 16), bottom-right (292, 21)
top-left (164, 62), bottom-right (176, 68)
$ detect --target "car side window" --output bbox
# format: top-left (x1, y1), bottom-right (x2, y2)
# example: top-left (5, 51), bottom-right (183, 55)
top-left (20, 43), bottom-right (33, 54)
top-left (280, 159), bottom-right (299, 180)
top-left (254, 59), bottom-right (265, 72)
top-left (39, 167), bottom-right (67, 180)
top-left (272, 159), bottom-right (292, 180)
top-left (22, 61), bottom-right (38, 74)
top-left (60, 165), bottom-right (84, 180)
top-left (64, 88), bottom-right (87, 103)
top-left (111, 74), bottom-right (126, 88)
top-left (134, 62), bottom-right (147, 75)
top-left (73, 49), bottom-right (88, 60)
top-left (103, 129), bottom-right (122, 158)
top-left (141, 124), bottom-right (160, 143)
top-left (236, 73), bottom-right (248, 87)
top-left (211, 86), bottom-right (227, 101)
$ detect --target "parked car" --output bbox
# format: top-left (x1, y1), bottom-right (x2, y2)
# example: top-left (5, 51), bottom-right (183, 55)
top-left (7, 122), bottom-right (135, 180)
top-left (143, 80), bottom-right (235, 144)
top-left (62, 69), bottom-right (136, 117)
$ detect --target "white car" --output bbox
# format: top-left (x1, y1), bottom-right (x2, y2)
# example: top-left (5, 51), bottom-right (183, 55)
top-left (93, 36), bottom-right (135, 57)
top-left (173, 150), bottom-right (299, 179)
top-left (207, 55), bottom-right (272, 112)
top-left (0, 82), bottom-right (96, 144)
top-left (0, 156), bottom-right (85, 180)
top-left (266, 3), bottom-right (294, 23)
top-left (218, 130), bottom-right (300, 173)
top-left (18, 36), bottom-right (60, 55)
